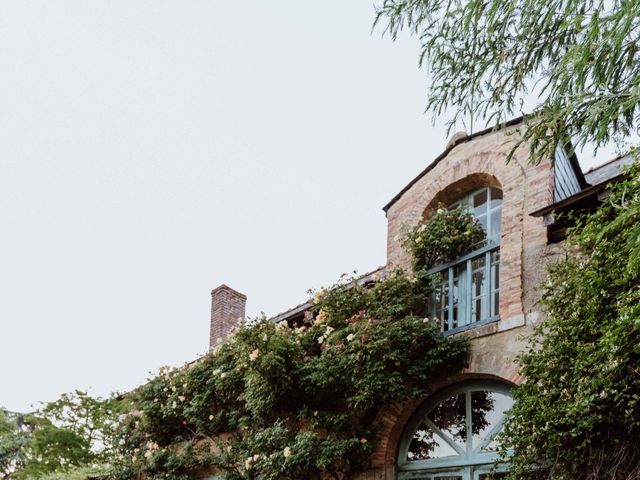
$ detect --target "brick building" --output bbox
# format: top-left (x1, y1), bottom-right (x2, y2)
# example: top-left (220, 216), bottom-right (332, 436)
top-left (209, 118), bottom-right (630, 480)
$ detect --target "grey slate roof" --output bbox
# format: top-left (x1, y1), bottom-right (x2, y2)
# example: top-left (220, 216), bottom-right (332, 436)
top-left (584, 154), bottom-right (635, 186)
top-left (268, 266), bottom-right (387, 324)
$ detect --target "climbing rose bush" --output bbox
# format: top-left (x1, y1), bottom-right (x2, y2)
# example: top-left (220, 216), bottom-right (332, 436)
top-left (401, 206), bottom-right (485, 271)
top-left (111, 270), bottom-right (468, 480)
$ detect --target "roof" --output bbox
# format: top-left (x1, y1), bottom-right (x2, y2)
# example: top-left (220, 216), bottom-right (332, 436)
top-left (565, 143), bottom-right (589, 189)
top-left (268, 266), bottom-right (387, 324)
top-left (584, 153), bottom-right (635, 185)
top-left (531, 154), bottom-right (633, 218)
top-left (382, 116), bottom-right (525, 213)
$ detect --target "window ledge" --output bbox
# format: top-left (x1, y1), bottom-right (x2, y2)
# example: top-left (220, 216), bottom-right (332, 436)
top-left (443, 316), bottom-right (500, 337)
top-left (442, 313), bottom-right (527, 340)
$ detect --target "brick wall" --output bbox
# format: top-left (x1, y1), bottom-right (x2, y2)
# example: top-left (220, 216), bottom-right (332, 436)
top-left (365, 125), bottom-right (563, 479)
top-left (210, 285), bottom-right (246, 348)
top-left (386, 125), bottom-right (554, 330)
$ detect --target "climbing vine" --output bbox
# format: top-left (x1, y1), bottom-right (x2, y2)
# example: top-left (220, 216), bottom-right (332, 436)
top-left (499, 159), bottom-right (640, 480)
top-left (111, 210), bottom-right (482, 480)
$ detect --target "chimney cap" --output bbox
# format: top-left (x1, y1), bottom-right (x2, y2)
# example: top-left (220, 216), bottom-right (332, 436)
top-left (211, 284), bottom-right (247, 299)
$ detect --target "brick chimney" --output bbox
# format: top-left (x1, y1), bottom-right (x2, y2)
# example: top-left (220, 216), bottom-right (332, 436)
top-left (210, 285), bottom-right (246, 348)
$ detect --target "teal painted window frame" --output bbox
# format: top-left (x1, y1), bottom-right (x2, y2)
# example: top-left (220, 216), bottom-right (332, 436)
top-left (428, 188), bottom-right (502, 334)
top-left (396, 380), bottom-right (513, 480)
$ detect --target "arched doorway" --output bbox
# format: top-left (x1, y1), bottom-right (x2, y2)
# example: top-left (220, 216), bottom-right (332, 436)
top-left (397, 380), bottom-right (513, 480)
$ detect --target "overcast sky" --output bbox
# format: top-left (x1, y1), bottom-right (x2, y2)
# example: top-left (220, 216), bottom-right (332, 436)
top-left (0, 1), bottom-right (610, 413)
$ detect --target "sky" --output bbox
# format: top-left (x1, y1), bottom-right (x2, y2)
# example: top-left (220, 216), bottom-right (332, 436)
top-left (0, 1), bottom-right (612, 413)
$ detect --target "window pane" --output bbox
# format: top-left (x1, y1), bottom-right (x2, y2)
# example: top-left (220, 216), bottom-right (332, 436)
top-left (471, 391), bottom-right (514, 451)
top-left (489, 209), bottom-right (501, 239)
top-left (479, 474), bottom-right (508, 480)
top-left (491, 251), bottom-right (500, 317)
top-left (407, 422), bottom-right (459, 460)
top-left (433, 271), bottom-right (449, 331)
top-left (428, 394), bottom-right (467, 449)
top-left (477, 214), bottom-right (488, 238)
top-left (453, 264), bottom-right (466, 328)
top-left (492, 292), bottom-right (499, 317)
top-left (491, 252), bottom-right (500, 289)
top-left (473, 189), bottom-right (488, 216)
top-left (472, 257), bottom-right (486, 297)
top-left (439, 188), bottom-right (503, 331)
top-left (489, 188), bottom-right (503, 208)
top-left (471, 256), bottom-right (486, 322)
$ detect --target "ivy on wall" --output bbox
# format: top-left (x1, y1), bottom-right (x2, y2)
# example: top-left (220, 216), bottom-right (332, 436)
top-left (111, 209), bottom-right (482, 480)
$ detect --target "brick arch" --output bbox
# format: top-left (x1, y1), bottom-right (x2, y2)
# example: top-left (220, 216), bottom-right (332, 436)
top-left (371, 372), bottom-right (519, 469)
top-left (409, 149), bottom-right (520, 223)
top-left (387, 146), bottom-right (534, 322)
top-left (422, 172), bottom-right (502, 219)
top-left (387, 148), bottom-right (529, 270)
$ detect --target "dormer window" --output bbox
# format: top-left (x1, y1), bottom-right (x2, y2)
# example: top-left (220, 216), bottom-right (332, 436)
top-left (429, 187), bottom-right (502, 333)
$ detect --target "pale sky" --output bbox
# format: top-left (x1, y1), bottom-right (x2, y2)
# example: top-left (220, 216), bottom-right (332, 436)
top-left (0, 1), bottom-right (609, 413)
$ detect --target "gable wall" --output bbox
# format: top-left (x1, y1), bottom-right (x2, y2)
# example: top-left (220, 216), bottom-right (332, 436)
top-left (361, 126), bottom-right (565, 479)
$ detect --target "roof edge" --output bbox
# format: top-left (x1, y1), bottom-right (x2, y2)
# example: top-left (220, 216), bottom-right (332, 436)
top-left (268, 266), bottom-right (387, 324)
top-left (530, 173), bottom-right (625, 218)
top-left (382, 116), bottom-right (525, 213)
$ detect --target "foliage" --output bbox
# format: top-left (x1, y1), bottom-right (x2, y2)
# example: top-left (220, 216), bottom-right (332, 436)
top-left (0, 392), bottom-right (124, 480)
top-left (13, 416), bottom-right (93, 479)
top-left (36, 391), bottom-right (124, 464)
top-left (114, 267), bottom-right (469, 480)
top-left (374, 0), bottom-right (640, 162)
top-left (499, 159), bottom-right (640, 480)
top-left (0, 411), bottom-right (30, 479)
top-left (400, 205), bottom-right (485, 271)
top-left (30, 465), bottom-right (111, 480)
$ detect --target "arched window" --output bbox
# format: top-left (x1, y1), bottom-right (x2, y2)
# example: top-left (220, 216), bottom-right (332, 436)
top-left (397, 381), bottom-right (513, 480)
top-left (429, 187), bottom-right (502, 333)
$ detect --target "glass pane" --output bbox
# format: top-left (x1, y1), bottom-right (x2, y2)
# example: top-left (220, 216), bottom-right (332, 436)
top-left (479, 474), bottom-right (508, 480)
top-left (489, 209), bottom-right (501, 239)
top-left (471, 391), bottom-right (514, 450)
top-left (471, 256), bottom-right (486, 297)
top-left (489, 188), bottom-right (503, 209)
top-left (491, 251), bottom-right (500, 317)
top-left (473, 298), bottom-right (482, 323)
top-left (471, 256), bottom-right (486, 322)
top-left (433, 271), bottom-right (449, 331)
top-left (491, 252), bottom-right (500, 289)
top-left (492, 292), bottom-right (499, 317)
top-left (477, 214), bottom-right (488, 238)
top-left (451, 264), bottom-right (466, 328)
top-left (473, 189), bottom-right (488, 216)
top-left (435, 477), bottom-right (463, 480)
top-left (407, 422), bottom-right (459, 461)
top-left (428, 394), bottom-right (467, 449)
